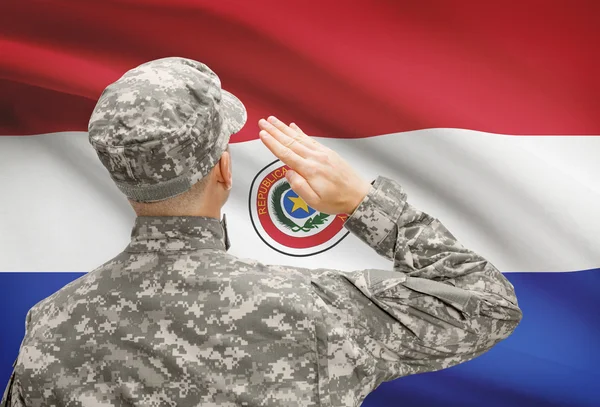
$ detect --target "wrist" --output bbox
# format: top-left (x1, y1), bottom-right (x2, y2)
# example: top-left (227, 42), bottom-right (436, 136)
top-left (347, 180), bottom-right (373, 215)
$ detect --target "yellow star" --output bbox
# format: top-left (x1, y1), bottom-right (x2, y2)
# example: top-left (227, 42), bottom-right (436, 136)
top-left (288, 195), bottom-right (310, 213)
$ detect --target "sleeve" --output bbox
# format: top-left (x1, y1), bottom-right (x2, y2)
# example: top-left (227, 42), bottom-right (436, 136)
top-left (307, 175), bottom-right (523, 406)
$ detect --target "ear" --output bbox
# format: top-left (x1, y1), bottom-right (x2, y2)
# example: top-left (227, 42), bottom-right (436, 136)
top-left (217, 148), bottom-right (232, 190)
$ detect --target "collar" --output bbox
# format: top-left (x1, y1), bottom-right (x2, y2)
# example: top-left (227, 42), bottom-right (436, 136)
top-left (125, 214), bottom-right (230, 253)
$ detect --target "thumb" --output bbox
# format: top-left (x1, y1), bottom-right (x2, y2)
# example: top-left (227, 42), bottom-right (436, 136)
top-left (285, 170), bottom-right (319, 206)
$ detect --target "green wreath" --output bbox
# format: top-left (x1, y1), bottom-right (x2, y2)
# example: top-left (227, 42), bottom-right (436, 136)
top-left (270, 181), bottom-right (330, 233)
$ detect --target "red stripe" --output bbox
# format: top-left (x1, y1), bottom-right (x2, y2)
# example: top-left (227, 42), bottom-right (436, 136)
top-left (1, 0), bottom-right (598, 138)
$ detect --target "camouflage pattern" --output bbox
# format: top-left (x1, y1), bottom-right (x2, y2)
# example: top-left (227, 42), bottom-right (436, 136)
top-left (2, 176), bottom-right (522, 407)
top-left (88, 57), bottom-right (247, 202)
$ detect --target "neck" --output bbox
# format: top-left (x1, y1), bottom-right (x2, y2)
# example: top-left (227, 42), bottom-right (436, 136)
top-left (132, 198), bottom-right (222, 219)
top-left (178, 207), bottom-right (221, 219)
top-left (135, 207), bottom-right (221, 219)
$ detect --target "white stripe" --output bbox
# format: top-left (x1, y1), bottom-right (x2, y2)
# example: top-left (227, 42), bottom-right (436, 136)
top-left (0, 130), bottom-right (598, 273)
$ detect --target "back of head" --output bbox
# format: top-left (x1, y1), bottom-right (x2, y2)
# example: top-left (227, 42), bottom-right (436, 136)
top-left (127, 170), bottom-right (211, 216)
top-left (88, 57), bottom-right (246, 204)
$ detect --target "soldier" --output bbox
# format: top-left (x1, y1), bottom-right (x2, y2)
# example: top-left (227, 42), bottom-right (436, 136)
top-left (2, 57), bottom-right (522, 407)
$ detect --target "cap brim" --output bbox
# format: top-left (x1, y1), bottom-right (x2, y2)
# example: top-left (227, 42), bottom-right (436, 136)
top-left (221, 89), bottom-right (247, 135)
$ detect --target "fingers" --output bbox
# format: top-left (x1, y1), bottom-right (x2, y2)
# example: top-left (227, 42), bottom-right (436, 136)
top-left (285, 170), bottom-right (320, 205)
top-left (290, 122), bottom-right (323, 150)
top-left (289, 123), bottom-right (303, 133)
top-left (259, 130), bottom-right (306, 170)
top-left (258, 118), bottom-right (313, 158)
top-left (262, 116), bottom-right (323, 152)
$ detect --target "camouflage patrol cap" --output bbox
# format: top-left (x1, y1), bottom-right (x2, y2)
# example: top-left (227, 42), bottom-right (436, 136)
top-left (88, 57), bottom-right (247, 202)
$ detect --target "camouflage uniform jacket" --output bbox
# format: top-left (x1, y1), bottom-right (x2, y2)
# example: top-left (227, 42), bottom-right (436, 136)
top-left (2, 176), bottom-right (522, 407)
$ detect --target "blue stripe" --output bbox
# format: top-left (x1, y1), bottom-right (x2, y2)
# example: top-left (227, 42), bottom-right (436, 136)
top-left (1, 270), bottom-right (599, 406)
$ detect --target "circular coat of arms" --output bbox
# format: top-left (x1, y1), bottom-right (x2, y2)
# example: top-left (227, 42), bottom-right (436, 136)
top-left (249, 160), bottom-right (349, 256)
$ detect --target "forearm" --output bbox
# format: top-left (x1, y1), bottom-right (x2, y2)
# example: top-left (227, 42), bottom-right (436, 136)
top-left (344, 175), bottom-right (520, 317)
